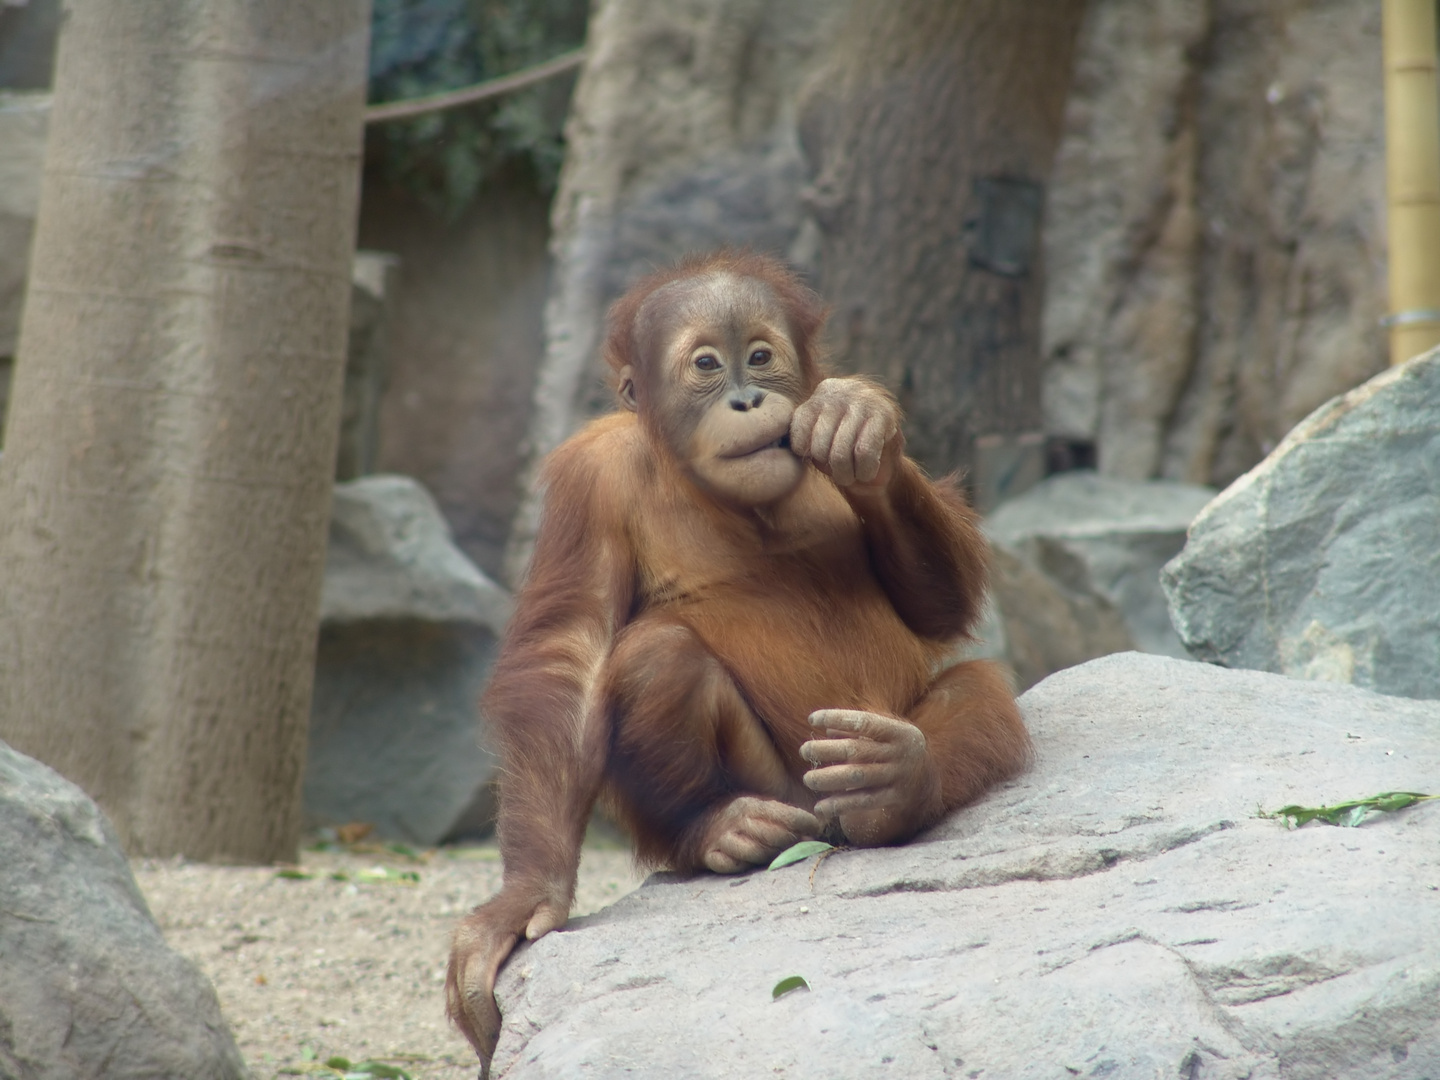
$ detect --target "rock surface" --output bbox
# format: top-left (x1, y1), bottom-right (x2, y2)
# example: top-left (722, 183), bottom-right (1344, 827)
top-left (306, 476), bottom-right (511, 844)
top-left (491, 653), bottom-right (1440, 1079)
top-left (1043, 0), bottom-right (1388, 487)
top-left (360, 173), bottom-right (552, 581)
top-left (321, 475), bottom-right (512, 629)
top-left (988, 472), bottom-right (1216, 659)
top-left (0, 740), bottom-right (246, 1080)
top-left (983, 541), bottom-right (1135, 691)
top-left (0, 90), bottom-right (48, 441)
top-left (335, 250), bottom-right (399, 481)
top-left (503, 0), bottom-right (848, 579)
top-left (1163, 348), bottom-right (1440, 701)
top-left (0, 91), bottom-right (47, 363)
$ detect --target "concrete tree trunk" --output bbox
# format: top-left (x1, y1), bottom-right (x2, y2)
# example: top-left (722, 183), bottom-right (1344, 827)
top-left (0, 1), bottom-right (371, 863)
top-left (797, 0), bottom-right (1084, 504)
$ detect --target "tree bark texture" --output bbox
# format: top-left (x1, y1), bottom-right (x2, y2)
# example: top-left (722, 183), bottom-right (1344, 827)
top-left (0, 1), bottom-right (370, 862)
top-left (797, 0), bottom-right (1084, 480)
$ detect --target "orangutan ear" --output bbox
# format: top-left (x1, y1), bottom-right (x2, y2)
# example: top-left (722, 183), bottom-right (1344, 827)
top-left (617, 365), bottom-right (638, 412)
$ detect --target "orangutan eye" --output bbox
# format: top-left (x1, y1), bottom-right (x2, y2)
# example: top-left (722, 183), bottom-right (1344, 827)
top-left (748, 349), bottom-right (772, 367)
top-left (694, 355), bottom-right (721, 372)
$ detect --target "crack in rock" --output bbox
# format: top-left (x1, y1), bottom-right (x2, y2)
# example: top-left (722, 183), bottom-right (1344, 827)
top-left (1192, 954), bottom-right (1347, 1006)
top-left (836, 820), bottom-right (1235, 899)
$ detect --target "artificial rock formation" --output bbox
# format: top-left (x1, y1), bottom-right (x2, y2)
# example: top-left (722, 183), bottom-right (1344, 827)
top-left (306, 475), bottom-right (511, 844)
top-left (504, 0), bottom-right (848, 579)
top-left (0, 91), bottom-right (47, 363)
top-left (1164, 347), bottom-right (1440, 701)
top-left (987, 471), bottom-right (1216, 659)
top-left (508, 0), bottom-right (1390, 577)
top-left (1044, 0), bottom-right (1389, 487)
top-left (489, 653), bottom-right (1440, 1079)
top-left (980, 542), bottom-right (1136, 692)
top-left (0, 740), bottom-right (246, 1080)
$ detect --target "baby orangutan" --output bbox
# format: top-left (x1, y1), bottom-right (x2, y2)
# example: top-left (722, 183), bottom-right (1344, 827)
top-left (448, 251), bottom-right (1029, 1068)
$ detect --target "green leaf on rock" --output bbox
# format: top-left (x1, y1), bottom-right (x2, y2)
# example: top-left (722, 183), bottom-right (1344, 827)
top-left (1267, 791), bottom-right (1436, 829)
top-left (768, 841), bottom-right (834, 870)
top-left (772, 975), bottom-right (810, 1000)
top-left (1340, 804), bottom-right (1368, 828)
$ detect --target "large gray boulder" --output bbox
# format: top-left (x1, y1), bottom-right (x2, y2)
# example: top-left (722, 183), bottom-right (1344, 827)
top-left (1163, 349), bottom-right (1440, 701)
top-left (306, 475), bottom-right (512, 844)
top-left (0, 740), bottom-right (246, 1080)
top-left (491, 653), bottom-right (1440, 1079)
top-left (987, 472), bottom-right (1216, 658)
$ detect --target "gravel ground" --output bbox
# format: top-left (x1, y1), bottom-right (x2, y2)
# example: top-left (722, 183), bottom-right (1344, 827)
top-left (131, 834), bottom-right (648, 1080)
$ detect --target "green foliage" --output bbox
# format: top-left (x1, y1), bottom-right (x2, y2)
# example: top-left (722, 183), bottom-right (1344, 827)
top-left (328, 866), bottom-right (421, 885)
top-left (767, 840), bottom-right (835, 870)
top-left (1265, 791), bottom-right (1436, 829)
top-left (273, 866), bottom-right (421, 885)
top-left (307, 835), bottom-right (427, 862)
top-left (772, 975), bottom-right (810, 1000)
top-left (367, 0), bottom-right (588, 216)
top-left (279, 1055), bottom-right (414, 1078)
top-left (328, 1058), bottom-right (413, 1079)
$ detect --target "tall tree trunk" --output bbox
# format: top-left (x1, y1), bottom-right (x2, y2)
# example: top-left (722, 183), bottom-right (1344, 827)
top-left (0, 1), bottom-right (370, 863)
top-left (798, 0), bottom-right (1084, 503)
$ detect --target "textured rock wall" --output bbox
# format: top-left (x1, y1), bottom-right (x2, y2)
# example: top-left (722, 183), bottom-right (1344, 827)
top-left (358, 173), bottom-right (552, 581)
top-left (509, 0), bottom-right (1390, 576)
top-left (4, 4), bottom-right (1396, 572)
top-left (1043, 0), bottom-right (1387, 489)
top-left (504, 0), bottom-right (849, 579)
top-left (0, 91), bottom-right (47, 362)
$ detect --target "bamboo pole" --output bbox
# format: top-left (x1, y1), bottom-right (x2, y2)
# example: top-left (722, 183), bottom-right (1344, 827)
top-left (1382, 0), bottom-right (1440, 365)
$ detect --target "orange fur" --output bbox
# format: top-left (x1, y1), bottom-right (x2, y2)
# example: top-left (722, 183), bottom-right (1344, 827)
top-left (447, 252), bottom-right (1029, 1066)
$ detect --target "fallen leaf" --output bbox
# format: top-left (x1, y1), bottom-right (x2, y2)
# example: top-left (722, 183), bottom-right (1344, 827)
top-left (768, 840), bottom-right (834, 871)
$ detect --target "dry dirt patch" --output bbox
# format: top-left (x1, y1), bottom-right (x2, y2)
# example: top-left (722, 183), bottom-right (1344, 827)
top-left (132, 838), bottom-right (647, 1080)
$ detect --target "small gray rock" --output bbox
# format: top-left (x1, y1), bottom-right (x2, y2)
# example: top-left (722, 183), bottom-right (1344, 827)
top-left (0, 740), bottom-right (247, 1080)
top-left (983, 541), bottom-right (1135, 690)
top-left (988, 471), bottom-right (1216, 657)
top-left (491, 653), bottom-right (1440, 1080)
top-left (1163, 348), bottom-right (1440, 700)
top-left (321, 474), bottom-right (511, 630)
top-left (306, 475), bottom-right (510, 844)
